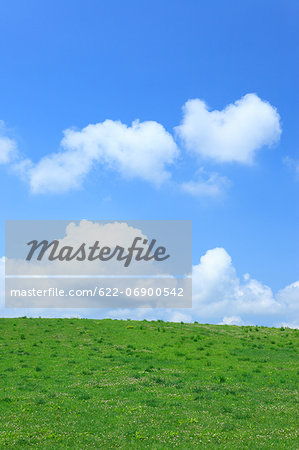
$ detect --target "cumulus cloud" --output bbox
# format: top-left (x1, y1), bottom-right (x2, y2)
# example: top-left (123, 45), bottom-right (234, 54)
top-left (104, 248), bottom-right (298, 326)
top-left (24, 119), bottom-right (178, 193)
top-left (61, 219), bottom-right (147, 249)
top-left (276, 321), bottom-right (299, 330)
top-left (276, 281), bottom-right (299, 314)
top-left (175, 93), bottom-right (281, 164)
top-left (191, 248), bottom-right (282, 321)
top-left (218, 316), bottom-right (243, 326)
top-left (181, 169), bottom-right (230, 198)
top-left (0, 121), bottom-right (17, 164)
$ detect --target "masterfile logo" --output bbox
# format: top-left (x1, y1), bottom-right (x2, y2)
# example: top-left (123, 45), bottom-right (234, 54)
top-left (5, 220), bottom-right (192, 308)
top-left (25, 236), bottom-right (170, 267)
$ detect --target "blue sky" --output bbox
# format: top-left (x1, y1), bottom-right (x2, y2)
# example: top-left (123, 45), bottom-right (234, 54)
top-left (0, 0), bottom-right (298, 325)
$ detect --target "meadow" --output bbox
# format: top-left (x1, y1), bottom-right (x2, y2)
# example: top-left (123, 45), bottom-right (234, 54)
top-left (0, 318), bottom-right (298, 448)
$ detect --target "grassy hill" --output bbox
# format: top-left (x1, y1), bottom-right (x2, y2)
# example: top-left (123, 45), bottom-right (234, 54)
top-left (0, 318), bottom-right (298, 448)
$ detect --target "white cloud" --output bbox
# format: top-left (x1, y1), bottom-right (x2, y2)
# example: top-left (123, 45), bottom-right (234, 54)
top-left (0, 121), bottom-right (17, 164)
top-left (168, 311), bottom-right (193, 323)
top-left (103, 248), bottom-right (298, 326)
top-left (175, 93), bottom-right (281, 164)
top-left (276, 281), bottom-right (299, 314)
top-left (276, 321), bottom-right (299, 330)
top-left (191, 248), bottom-right (282, 320)
top-left (218, 316), bottom-right (243, 326)
top-left (61, 219), bottom-right (147, 249)
top-left (181, 169), bottom-right (230, 198)
top-left (24, 119), bottom-right (179, 194)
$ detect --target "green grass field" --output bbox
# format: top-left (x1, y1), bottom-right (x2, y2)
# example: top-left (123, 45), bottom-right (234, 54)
top-left (0, 318), bottom-right (298, 448)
